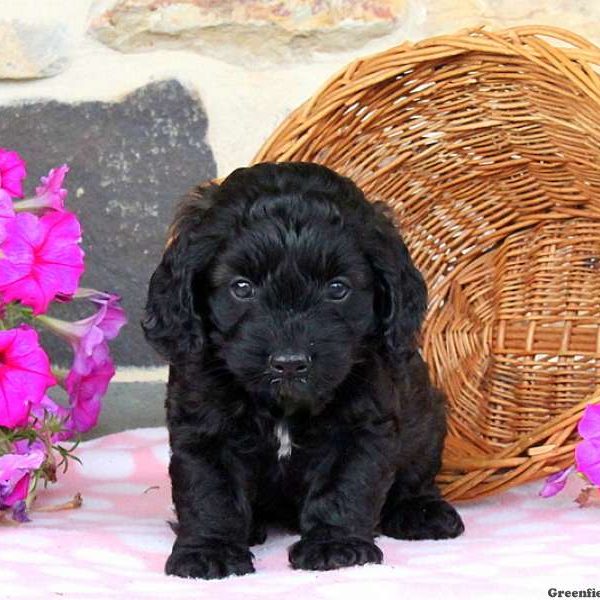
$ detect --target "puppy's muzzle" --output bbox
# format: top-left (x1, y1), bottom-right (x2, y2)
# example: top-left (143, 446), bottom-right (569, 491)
top-left (269, 351), bottom-right (314, 414)
top-left (268, 352), bottom-right (311, 380)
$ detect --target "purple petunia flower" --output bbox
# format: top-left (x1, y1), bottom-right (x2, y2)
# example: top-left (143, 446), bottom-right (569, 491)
top-left (13, 165), bottom-right (69, 214)
top-left (29, 395), bottom-right (73, 442)
top-left (0, 447), bottom-right (45, 509)
top-left (575, 404), bottom-right (600, 486)
top-left (539, 466), bottom-right (575, 498)
top-left (65, 342), bottom-right (115, 433)
top-left (37, 289), bottom-right (126, 376)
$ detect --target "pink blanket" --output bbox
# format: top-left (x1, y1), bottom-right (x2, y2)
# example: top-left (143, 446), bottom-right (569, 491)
top-left (2, 428), bottom-right (597, 599)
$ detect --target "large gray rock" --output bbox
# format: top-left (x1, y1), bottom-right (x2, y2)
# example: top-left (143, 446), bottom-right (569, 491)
top-left (0, 80), bottom-right (216, 366)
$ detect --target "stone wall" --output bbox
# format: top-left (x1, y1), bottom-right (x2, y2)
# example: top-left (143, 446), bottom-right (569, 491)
top-left (1, 0), bottom-right (599, 369)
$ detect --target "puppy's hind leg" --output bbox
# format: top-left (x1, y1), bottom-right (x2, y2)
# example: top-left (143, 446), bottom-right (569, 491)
top-left (380, 473), bottom-right (464, 541)
top-left (249, 516), bottom-right (268, 546)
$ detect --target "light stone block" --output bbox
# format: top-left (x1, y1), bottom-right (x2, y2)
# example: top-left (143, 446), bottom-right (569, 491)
top-left (0, 0), bottom-right (92, 79)
top-left (88, 0), bottom-right (408, 65)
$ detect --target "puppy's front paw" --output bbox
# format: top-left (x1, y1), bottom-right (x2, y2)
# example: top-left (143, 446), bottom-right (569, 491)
top-left (382, 497), bottom-right (464, 540)
top-left (289, 537), bottom-right (382, 571)
top-left (165, 543), bottom-right (255, 579)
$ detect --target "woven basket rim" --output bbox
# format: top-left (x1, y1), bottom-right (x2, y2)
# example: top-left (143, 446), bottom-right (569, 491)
top-left (255, 26), bottom-right (600, 165)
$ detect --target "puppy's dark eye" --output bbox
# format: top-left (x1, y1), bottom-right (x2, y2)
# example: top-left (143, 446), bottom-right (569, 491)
top-left (230, 278), bottom-right (256, 300)
top-left (326, 279), bottom-right (351, 301)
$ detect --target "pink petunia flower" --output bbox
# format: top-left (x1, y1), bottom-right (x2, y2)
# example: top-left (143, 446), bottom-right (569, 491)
top-left (0, 189), bottom-right (14, 219)
top-left (65, 342), bottom-right (115, 433)
top-left (0, 210), bottom-right (85, 314)
top-left (0, 148), bottom-right (26, 198)
top-left (0, 326), bottom-right (56, 428)
top-left (0, 190), bottom-right (14, 244)
top-left (37, 290), bottom-right (126, 376)
top-left (13, 165), bottom-right (69, 213)
top-left (575, 404), bottom-right (600, 486)
top-left (0, 447), bottom-right (45, 509)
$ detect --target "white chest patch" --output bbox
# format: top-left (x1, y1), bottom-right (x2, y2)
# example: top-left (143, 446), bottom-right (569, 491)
top-left (274, 422), bottom-right (292, 460)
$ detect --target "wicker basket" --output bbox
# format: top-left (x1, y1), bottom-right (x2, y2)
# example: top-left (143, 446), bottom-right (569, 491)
top-left (254, 26), bottom-right (600, 501)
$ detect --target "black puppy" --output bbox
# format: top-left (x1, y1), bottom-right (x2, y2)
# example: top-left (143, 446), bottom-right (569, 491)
top-left (143, 162), bottom-right (464, 579)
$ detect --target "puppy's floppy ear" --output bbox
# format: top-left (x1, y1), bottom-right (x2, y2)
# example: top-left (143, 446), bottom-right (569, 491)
top-left (142, 184), bottom-right (220, 363)
top-left (367, 203), bottom-right (428, 357)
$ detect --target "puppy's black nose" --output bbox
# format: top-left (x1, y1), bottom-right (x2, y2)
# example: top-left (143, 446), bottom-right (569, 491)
top-left (269, 352), bottom-right (310, 377)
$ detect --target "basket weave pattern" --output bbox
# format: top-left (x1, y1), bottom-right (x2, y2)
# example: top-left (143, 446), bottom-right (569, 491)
top-left (254, 27), bottom-right (600, 500)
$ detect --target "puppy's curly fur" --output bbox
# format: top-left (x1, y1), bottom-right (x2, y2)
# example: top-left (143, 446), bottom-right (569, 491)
top-left (143, 162), bottom-right (464, 579)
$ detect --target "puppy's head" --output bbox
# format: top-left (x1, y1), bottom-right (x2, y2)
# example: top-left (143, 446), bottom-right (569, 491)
top-left (143, 163), bottom-right (426, 415)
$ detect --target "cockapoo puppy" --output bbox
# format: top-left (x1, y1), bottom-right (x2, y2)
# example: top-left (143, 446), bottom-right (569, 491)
top-left (143, 162), bottom-right (464, 579)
